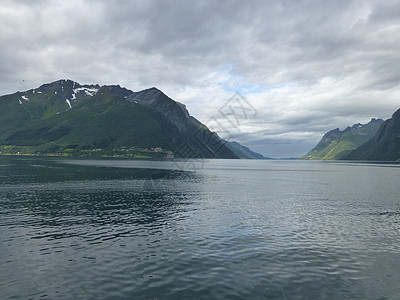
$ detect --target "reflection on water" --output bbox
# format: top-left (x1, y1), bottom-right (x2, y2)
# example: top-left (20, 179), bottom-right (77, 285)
top-left (1, 156), bottom-right (400, 299)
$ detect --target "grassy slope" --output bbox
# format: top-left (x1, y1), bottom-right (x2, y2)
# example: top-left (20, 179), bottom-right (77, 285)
top-left (307, 132), bottom-right (372, 160)
top-left (302, 121), bottom-right (382, 160)
top-left (0, 89), bottom-right (180, 153)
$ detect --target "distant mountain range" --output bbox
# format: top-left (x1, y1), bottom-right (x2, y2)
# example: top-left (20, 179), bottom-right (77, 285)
top-left (0, 79), bottom-right (265, 159)
top-left (301, 118), bottom-right (383, 160)
top-left (225, 141), bottom-right (272, 159)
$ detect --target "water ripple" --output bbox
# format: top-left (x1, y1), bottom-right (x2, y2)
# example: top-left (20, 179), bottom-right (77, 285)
top-left (1, 158), bottom-right (400, 299)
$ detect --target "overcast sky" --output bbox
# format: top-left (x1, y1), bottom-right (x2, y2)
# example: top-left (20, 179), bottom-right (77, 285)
top-left (1, 0), bottom-right (400, 157)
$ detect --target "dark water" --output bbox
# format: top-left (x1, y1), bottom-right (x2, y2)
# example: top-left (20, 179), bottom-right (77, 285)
top-left (1, 157), bottom-right (400, 299)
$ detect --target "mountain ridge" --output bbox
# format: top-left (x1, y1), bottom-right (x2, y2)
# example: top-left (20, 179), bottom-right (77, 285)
top-left (301, 118), bottom-right (384, 160)
top-left (343, 108), bottom-right (400, 161)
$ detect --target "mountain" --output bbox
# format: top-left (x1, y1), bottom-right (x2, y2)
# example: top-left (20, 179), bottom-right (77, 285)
top-left (301, 118), bottom-right (384, 160)
top-left (225, 141), bottom-right (272, 159)
top-left (343, 108), bottom-right (400, 161)
top-left (0, 79), bottom-right (238, 158)
top-left (128, 88), bottom-right (267, 159)
top-left (125, 87), bottom-right (237, 158)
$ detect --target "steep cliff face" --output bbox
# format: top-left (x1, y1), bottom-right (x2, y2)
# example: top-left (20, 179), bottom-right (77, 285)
top-left (126, 87), bottom-right (238, 158)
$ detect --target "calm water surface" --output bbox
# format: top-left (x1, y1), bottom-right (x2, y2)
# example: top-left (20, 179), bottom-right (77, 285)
top-left (0, 157), bottom-right (400, 299)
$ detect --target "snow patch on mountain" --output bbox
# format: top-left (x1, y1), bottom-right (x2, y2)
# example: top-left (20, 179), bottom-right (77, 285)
top-left (73, 87), bottom-right (98, 97)
top-left (66, 99), bottom-right (72, 109)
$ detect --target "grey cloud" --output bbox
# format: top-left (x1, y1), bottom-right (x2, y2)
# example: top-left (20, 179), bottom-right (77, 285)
top-left (1, 0), bottom-right (400, 157)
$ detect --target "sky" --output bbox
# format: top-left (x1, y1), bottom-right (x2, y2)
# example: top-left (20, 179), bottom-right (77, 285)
top-left (1, 0), bottom-right (400, 158)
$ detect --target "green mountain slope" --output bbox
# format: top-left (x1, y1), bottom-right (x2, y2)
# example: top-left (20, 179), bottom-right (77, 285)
top-left (0, 80), bottom-right (238, 158)
top-left (4, 89), bottom-right (177, 150)
top-left (343, 108), bottom-right (400, 161)
top-left (301, 118), bottom-right (383, 160)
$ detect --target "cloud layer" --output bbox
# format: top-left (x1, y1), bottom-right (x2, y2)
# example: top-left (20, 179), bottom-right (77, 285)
top-left (1, 0), bottom-right (400, 157)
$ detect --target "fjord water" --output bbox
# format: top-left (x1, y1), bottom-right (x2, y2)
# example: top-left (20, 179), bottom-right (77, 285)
top-left (1, 157), bottom-right (399, 299)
